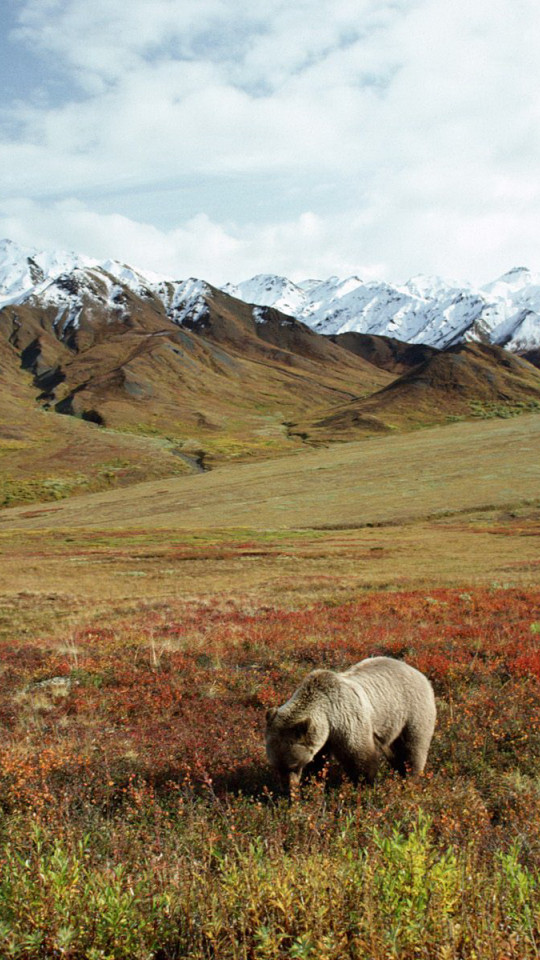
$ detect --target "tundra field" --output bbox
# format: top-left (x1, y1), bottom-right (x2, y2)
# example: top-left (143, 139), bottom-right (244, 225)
top-left (0, 415), bottom-right (540, 959)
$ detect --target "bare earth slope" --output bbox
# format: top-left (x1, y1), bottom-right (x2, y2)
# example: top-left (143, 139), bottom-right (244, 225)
top-left (0, 336), bottom-right (197, 506)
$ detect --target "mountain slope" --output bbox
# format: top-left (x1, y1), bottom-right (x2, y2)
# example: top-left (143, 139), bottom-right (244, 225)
top-left (522, 348), bottom-right (540, 370)
top-left (2, 274), bottom-right (389, 419)
top-left (290, 343), bottom-right (540, 442)
top-left (0, 244), bottom-right (393, 501)
top-left (0, 338), bottom-right (197, 507)
top-left (327, 332), bottom-right (439, 374)
top-left (2, 238), bottom-right (540, 509)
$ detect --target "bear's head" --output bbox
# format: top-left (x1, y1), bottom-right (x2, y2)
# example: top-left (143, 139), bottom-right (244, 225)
top-left (265, 707), bottom-right (328, 793)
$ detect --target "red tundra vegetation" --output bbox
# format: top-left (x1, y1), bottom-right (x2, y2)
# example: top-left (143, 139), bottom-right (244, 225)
top-left (1, 587), bottom-right (540, 958)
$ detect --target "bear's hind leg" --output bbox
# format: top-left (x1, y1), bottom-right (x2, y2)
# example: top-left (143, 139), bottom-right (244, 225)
top-left (395, 725), bottom-right (432, 776)
top-left (406, 739), bottom-right (431, 776)
top-left (384, 735), bottom-right (409, 777)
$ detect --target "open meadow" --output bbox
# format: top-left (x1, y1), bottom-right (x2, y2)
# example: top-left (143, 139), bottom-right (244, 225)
top-left (0, 414), bottom-right (539, 959)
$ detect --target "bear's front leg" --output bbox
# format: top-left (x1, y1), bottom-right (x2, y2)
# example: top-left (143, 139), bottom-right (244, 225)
top-left (334, 743), bottom-right (380, 785)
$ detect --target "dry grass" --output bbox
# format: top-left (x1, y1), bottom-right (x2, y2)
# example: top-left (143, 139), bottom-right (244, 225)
top-left (1, 512), bottom-right (539, 633)
top-left (0, 412), bottom-right (538, 646)
top-left (1, 411), bottom-right (538, 533)
top-left (0, 406), bottom-right (192, 509)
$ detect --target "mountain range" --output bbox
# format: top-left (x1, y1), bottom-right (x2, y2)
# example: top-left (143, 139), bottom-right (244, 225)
top-left (3, 238), bottom-right (540, 353)
top-left (1, 238), bottom-right (540, 507)
top-left (225, 269), bottom-right (540, 354)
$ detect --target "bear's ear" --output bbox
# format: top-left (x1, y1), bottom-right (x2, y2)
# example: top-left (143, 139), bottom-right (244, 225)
top-left (291, 718), bottom-right (312, 740)
top-left (266, 707), bottom-right (278, 726)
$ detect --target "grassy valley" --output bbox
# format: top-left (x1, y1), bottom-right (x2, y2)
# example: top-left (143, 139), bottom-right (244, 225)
top-left (2, 411), bottom-right (538, 534)
top-left (4, 277), bottom-right (540, 511)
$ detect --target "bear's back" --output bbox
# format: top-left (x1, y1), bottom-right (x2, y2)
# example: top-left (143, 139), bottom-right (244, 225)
top-left (344, 656), bottom-right (430, 688)
top-left (342, 657), bottom-right (435, 740)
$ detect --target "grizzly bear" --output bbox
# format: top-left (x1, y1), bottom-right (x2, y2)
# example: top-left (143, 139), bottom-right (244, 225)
top-left (265, 656), bottom-right (436, 792)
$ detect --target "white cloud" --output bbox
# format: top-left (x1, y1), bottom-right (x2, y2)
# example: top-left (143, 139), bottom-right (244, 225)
top-left (0, 198), bottom-right (384, 283)
top-left (2, 0), bottom-right (540, 283)
top-left (3, 194), bottom-right (536, 288)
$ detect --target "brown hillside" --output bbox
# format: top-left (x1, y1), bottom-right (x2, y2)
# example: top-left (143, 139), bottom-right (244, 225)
top-left (0, 281), bottom-right (392, 501)
top-left (290, 341), bottom-right (540, 441)
top-left (328, 332), bottom-right (438, 374)
top-left (184, 286), bottom-right (391, 375)
top-left (0, 341), bottom-right (195, 507)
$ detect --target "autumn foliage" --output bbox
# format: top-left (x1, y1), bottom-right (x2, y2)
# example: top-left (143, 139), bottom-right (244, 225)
top-left (1, 587), bottom-right (540, 958)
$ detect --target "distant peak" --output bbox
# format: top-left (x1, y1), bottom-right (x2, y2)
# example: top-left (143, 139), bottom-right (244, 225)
top-left (500, 266), bottom-right (530, 279)
top-left (252, 274), bottom-right (297, 287)
top-left (404, 274), bottom-right (458, 298)
top-left (0, 237), bottom-right (33, 255)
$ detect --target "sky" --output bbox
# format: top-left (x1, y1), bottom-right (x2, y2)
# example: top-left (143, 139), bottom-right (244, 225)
top-left (1, 0), bottom-right (540, 285)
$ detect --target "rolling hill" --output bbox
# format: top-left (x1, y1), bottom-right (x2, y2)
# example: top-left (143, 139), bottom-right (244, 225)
top-left (290, 342), bottom-right (540, 442)
top-left (327, 332), bottom-right (439, 374)
top-left (1, 412), bottom-right (538, 534)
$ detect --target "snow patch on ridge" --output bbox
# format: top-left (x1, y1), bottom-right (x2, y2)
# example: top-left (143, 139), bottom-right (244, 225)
top-left (224, 274), bottom-right (307, 318)
top-left (0, 238), bottom-right (98, 308)
top-left (0, 239), bottom-right (210, 332)
top-left (159, 278), bottom-right (211, 327)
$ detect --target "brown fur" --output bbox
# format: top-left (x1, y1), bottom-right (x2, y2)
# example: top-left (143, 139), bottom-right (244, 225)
top-left (265, 656), bottom-right (436, 791)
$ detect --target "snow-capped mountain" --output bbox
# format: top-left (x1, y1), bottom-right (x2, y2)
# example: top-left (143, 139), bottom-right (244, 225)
top-left (2, 238), bottom-right (540, 351)
top-left (3, 238), bottom-right (540, 482)
top-left (0, 238), bottom-right (97, 308)
top-left (226, 270), bottom-right (540, 352)
top-left (0, 238), bottom-right (211, 332)
top-left (0, 239), bottom-right (396, 459)
top-left (222, 274), bottom-right (310, 318)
